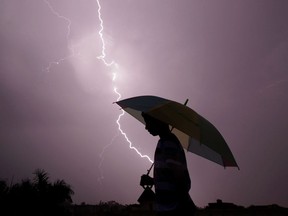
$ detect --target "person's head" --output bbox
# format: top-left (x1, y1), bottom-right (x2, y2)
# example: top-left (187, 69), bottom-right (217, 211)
top-left (141, 112), bottom-right (170, 136)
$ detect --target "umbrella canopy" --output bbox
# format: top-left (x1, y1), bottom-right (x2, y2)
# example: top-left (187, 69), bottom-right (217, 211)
top-left (115, 95), bottom-right (239, 169)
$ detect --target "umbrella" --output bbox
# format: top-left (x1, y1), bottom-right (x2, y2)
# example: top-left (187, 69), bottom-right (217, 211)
top-left (115, 95), bottom-right (239, 169)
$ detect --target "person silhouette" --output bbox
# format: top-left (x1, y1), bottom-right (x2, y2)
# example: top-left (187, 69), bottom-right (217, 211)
top-left (140, 112), bottom-right (196, 216)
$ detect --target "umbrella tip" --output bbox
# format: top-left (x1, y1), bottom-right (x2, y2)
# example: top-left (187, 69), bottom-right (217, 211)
top-left (184, 99), bottom-right (189, 104)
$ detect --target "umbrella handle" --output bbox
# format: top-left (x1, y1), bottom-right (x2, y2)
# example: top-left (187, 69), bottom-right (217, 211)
top-left (147, 163), bottom-right (154, 176)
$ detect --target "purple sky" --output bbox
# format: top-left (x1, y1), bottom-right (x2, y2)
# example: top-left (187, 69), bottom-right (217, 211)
top-left (1, 0), bottom-right (288, 208)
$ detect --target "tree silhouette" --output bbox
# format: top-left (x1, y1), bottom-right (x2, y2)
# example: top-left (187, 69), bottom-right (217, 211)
top-left (33, 169), bottom-right (49, 191)
top-left (0, 180), bottom-right (9, 212)
top-left (0, 169), bottom-right (74, 216)
top-left (52, 179), bottom-right (74, 204)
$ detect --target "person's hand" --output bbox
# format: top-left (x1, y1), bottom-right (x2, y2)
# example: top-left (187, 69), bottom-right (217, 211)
top-left (140, 174), bottom-right (154, 187)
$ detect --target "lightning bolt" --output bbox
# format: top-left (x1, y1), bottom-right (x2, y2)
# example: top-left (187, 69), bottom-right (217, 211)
top-left (43, 0), bottom-right (153, 183)
top-left (42, 0), bottom-right (77, 72)
top-left (96, 0), bottom-right (153, 182)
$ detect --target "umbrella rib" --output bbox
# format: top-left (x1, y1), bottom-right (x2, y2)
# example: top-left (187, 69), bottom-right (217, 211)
top-left (170, 99), bottom-right (189, 132)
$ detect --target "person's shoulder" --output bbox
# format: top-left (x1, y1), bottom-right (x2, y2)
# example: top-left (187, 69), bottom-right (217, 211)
top-left (160, 134), bottom-right (181, 148)
top-left (160, 133), bottom-right (180, 143)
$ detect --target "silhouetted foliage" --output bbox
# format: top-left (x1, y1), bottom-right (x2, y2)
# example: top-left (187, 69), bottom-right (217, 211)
top-left (73, 201), bottom-right (130, 216)
top-left (72, 202), bottom-right (288, 216)
top-left (0, 169), bottom-right (74, 216)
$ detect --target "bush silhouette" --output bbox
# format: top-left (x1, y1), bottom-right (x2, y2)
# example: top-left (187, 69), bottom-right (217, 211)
top-left (0, 169), bottom-right (74, 216)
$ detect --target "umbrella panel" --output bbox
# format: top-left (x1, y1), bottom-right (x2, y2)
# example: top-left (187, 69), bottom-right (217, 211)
top-left (117, 96), bottom-right (239, 168)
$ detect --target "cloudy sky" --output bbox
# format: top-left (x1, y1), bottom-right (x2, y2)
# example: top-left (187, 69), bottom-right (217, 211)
top-left (1, 0), bottom-right (288, 208)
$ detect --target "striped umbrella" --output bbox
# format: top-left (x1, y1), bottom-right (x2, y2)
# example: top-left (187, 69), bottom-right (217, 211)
top-left (115, 95), bottom-right (239, 169)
